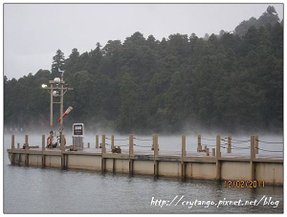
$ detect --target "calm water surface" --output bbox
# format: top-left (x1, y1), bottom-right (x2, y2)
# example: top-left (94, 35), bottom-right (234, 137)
top-left (4, 133), bottom-right (283, 214)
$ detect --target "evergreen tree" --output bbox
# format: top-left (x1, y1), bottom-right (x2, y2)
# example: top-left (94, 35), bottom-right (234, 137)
top-left (51, 49), bottom-right (65, 78)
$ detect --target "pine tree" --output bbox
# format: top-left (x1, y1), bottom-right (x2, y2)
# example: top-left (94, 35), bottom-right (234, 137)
top-left (51, 49), bottom-right (65, 78)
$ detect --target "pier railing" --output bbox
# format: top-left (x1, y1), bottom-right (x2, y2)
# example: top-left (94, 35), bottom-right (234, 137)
top-left (9, 134), bottom-right (283, 160)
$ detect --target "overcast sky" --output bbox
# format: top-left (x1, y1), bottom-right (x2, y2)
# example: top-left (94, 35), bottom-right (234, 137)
top-left (4, 3), bottom-right (283, 79)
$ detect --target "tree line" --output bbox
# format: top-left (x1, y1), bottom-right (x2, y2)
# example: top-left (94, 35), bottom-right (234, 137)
top-left (4, 6), bottom-right (283, 134)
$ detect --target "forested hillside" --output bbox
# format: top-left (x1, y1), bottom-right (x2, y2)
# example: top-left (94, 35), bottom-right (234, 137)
top-left (4, 6), bottom-right (283, 133)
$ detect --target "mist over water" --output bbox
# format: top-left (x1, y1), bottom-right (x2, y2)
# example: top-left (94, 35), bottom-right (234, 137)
top-left (4, 130), bottom-right (283, 158)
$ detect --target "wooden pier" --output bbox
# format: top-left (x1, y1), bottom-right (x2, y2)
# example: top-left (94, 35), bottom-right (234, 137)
top-left (7, 134), bottom-right (283, 186)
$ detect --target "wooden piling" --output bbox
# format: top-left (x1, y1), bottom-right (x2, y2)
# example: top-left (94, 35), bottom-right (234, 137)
top-left (101, 135), bottom-right (106, 173)
top-left (156, 134), bottom-right (159, 150)
top-left (111, 135), bottom-right (115, 150)
top-left (60, 134), bottom-right (66, 170)
top-left (215, 135), bottom-right (221, 180)
top-left (18, 154), bottom-right (21, 166)
top-left (250, 135), bottom-right (255, 160)
top-left (181, 135), bottom-right (186, 180)
top-left (129, 134), bottom-right (134, 156)
top-left (96, 135), bottom-right (99, 149)
top-left (250, 135), bottom-right (256, 180)
top-left (11, 135), bottom-right (15, 165)
top-left (216, 135), bottom-right (221, 158)
top-left (101, 135), bottom-right (106, 154)
top-left (42, 135), bottom-right (46, 168)
top-left (154, 134), bottom-right (159, 156)
top-left (65, 154), bottom-right (69, 170)
top-left (25, 134), bottom-right (28, 144)
top-left (255, 135), bottom-right (259, 154)
top-left (113, 158), bottom-right (116, 174)
top-left (152, 135), bottom-right (155, 154)
top-left (227, 136), bottom-right (231, 153)
top-left (42, 135), bottom-right (45, 151)
top-left (197, 135), bottom-right (202, 152)
top-left (25, 135), bottom-right (29, 149)
top-left (101, 158), bottom-right (106, 173)
top-left (11, 135), bottom-right (15, 150)
top-left (25, 153), bottom-right (29, 166)
top-left (153, 134), bottom-right (159, 178)
top-left (60, 134), bottom-right (65, 152)
top-left (129, 134), bottom-right (134, 176)
top-left (65, 154), bottom-right (69, 169)
top-left (212, 148), bottom-right (215, 157)
top-left (181, 135), bottom-right (186, 159)
top-left (24, 135), bottom-right (29, 166)
top-left (205, 146), bottom-right (209, 156)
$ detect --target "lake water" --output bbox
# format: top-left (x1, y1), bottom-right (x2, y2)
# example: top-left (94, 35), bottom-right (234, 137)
top-left (3, 133), bottom-right (284, 214)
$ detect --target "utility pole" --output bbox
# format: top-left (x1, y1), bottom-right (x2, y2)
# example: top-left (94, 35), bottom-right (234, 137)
top-left (42, 70), bottom-right (73, 150)
top-left (59, 72), bottom-right (64, 132)
top-left (50, 82), bottom-right (54, 129)
top-left (59, 71), bottom-right (67, 151)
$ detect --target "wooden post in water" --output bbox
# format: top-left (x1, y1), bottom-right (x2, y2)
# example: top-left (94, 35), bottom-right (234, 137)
top-left (250, 135), bottom-right (256, 180)
top-left (129, 134), bottom-right (134, 176)
top-left (155, 134), bottom-right (159, 156)
top-left (25, 135), bottom-right (29, 149)
top-left (11, 135), bottom-right (15, 165)
top-left (24, 135), bottom-right (29, 166)
top-left (60, 134), bottom-right (65, 152)
top-left (60, 134), bottom-right (66, 169)
top-left (111, 135), bottom-right (115, 150)
top-left (181, 135), bottom-right (186, 159)
top-left (11, 135), bottom-right (15, 150)
top-left (153, 134), bottom-right (159, 178)
top-left (96, 135), bottom-right (99, 149)
top-left (205, 146), bottom-right (209, 156)
top-left (250, 135), bottom-right (256, 160)
top-left (42, 135), bottom-right (45, 151)
top-left (112, 158), bottom-right (116, 174)
top-left (212, 148), bottom-right (215, 157)
top-left (129, 134), bottom-right (134, 156)
top-left (216, 135), bottom-right (221, 158)
top-left (152, 134), bottom-right (155, 153)
top-left (227, 136), bottom-right (232, 153)
top-left (255, 135), bottom-right (259, 154)
top-left (181, 135), bottom-right (186, 180)
top-left (197, 135), bottom-right (202, 152)
top-left (101, 135), bottom-right (106, 173)
top-left (42, 135), bottom-right (46, 168)
top-left (101, 135), bottom-right (106, 154)
top-left (215, 135), bottom-right (221, 180)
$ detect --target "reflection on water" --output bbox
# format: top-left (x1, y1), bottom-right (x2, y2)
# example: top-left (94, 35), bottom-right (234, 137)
top-left (3, 133), bottom-right (283, 214)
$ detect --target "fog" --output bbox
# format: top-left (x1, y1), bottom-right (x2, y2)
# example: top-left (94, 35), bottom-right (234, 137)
top-left (4, 127), bottom-right (283, 160)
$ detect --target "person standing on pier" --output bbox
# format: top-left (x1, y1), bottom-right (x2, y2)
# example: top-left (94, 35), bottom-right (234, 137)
top-left (47, 131), bottom-right (57, 149)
